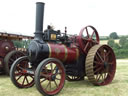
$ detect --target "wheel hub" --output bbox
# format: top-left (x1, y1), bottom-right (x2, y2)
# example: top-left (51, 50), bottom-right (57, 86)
top-left (88, 38), bottom-right (92, 42)
top-left (51, 74), bottom-right (56, 81)
top-left (104, 62), bottom-right (108, 69)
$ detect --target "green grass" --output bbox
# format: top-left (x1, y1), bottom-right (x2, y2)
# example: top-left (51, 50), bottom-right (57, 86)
top-left (0, 59), bottom-right (128, 96)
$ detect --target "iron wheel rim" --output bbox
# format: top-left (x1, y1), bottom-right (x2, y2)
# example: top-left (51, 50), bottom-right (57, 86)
top-left (86, 45), bottom-right (116, 85)
top-left (10, 56), bottom-right (34, 88)
top-left (35, 58), bottom-right (65, 96)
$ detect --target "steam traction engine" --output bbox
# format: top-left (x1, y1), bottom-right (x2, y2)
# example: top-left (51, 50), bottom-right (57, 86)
top-left (0, 32), bottom-right (33, 75)
top-left (10, 2), bottom-right (116, 96)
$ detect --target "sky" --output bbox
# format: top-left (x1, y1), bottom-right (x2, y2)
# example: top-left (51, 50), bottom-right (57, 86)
top-left (0, 0), bottom-right (128, 36)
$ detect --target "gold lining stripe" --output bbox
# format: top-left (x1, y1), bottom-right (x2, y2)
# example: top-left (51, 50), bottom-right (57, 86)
top-left (63, 45), bottom-right (68, 61)
top-left (47, 43), bottom-right (51, 57)
top-left (75, 48), bottom-right (79, 60)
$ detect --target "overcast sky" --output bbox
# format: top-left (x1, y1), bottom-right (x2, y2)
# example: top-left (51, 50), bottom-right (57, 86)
top-left (0, 0), bottom-right (127, 36)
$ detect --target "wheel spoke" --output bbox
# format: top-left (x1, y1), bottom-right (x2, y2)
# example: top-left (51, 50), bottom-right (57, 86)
top-left (84, 42), bottom-right (89, 51)
top-left (98, 68), bottom-right (105, 81)
top-left (44, 67), bottom-right (48, 74)
top-left (82, 37), bottom-right (89, 41)
top-left (25, 63), bottom-right (28, 69)
top-left (93, 63), bottom-right (102, 69)
top-left (17, 66), bottom-right (24, 70)
top-left (45, 81), bottom-right (50, 90)
top-left (22, 76), bottom-right (26, 85)
top-left (72, 76), bottom-right (74, 79)
top-left (15, 72), bottom-right (22, 76)
top-left (56, 77), bottom-right (61, 80)
top-left (93, 65), bottom-right (98, 69)
top-left (92, 41), bottom-right (98, 44)
top-left (16, 75), bottom-right (23, 81)
top-left (103, 52), bottom-right (106, 61)
top-left (40, 78), bottom-right (46, 83)
top-left (29, 75), bottom-right (34, 80)
top-left (105, 51), bottom-right (110, 58)
top-left (95, 54), bottom-right (101, 62)
top-left (96, 74), bottom-right (101, 82)
top-left (108, 61), bottom-right (114, 65)
top-left (40, 73), bottom-right (49, 78)
top-left (10, 58), bottom-right (14, 62)
top-left (50, 63), bottom-right (53, 73)
top-left (94, 67), bottom-right (102, 73)
top-left (91, 31), bottom-right (95, 39)
top-left (85, 27), bottom-right (89, 38)
top-left (15, 55), bottom-right (18, 59)
top-left (96, 52), bottom-right (104, 62)
top-left (55, 72), bottom-right (61, 76)
top-left (53, 66), bottom-right (57, 73)
top-left (54, 67), bottom-right (60, 75)
top-left (104, 72), bottom-right (107, 80)
top-left (26, 76), bottom-right (29, 84)
top-left (54, 80), bottom-right (58, 88)
top-left (94, 61), bottom-right (102, 65)
top-left (101, 72), bottom-right (104, 81)
top-left (108, 72), bottom-right (112, 77)
top-left (95, 72), bottom-right (100, 80)
top-left (49, 81), bottom-right (51, 91)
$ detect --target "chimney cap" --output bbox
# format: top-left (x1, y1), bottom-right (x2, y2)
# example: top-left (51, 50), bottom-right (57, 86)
top-left (36, 2), bottom-right (45, 4)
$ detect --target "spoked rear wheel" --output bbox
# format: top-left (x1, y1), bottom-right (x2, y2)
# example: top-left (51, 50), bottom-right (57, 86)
top-left (10, 56), bottom-right (35, 88)
top-left (35, 58), bottom-right (65, 96)
top-left (86, 45), bottom-right (116, 85)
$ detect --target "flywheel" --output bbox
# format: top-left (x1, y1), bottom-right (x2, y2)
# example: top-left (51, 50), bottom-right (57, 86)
top-left (85, 44), bottom-right (116, 85)
top-left (78, 25), bottom-right (99, 54)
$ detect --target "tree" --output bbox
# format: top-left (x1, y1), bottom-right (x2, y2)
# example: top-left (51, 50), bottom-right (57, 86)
top-left (107, 39), bottom-right (115, 48)
top-left (119, 36), bottom-right (127, 47)
top-left (109, 32), bottom-right (119, 39)
top-left (123, 42), bottom-right (128, 49)
top-left (113, 43), bottom-right (120, 49)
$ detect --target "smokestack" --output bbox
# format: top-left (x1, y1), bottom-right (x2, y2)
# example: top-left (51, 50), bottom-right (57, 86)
top-left (34, 2), bottom-right (45, 40)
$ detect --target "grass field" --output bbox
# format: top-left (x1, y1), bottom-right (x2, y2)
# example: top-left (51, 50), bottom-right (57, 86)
top-left (100, 39), bottom-right (119, 45)
top-left (0, 59), bottom-right (128, 96)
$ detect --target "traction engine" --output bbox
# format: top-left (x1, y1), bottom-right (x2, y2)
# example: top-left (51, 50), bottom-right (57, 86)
top-left (10, 2), bottom-right (116, 96)
top-left (0, 32), bottom-right (33, 75)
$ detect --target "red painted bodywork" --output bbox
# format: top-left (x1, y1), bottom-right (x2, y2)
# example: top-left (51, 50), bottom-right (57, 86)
top-left (48, 43), bottom-right (79, 62)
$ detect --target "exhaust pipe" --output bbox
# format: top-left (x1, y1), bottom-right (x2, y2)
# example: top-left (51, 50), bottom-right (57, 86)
top-left (34, 2), bottom-right (45, 40)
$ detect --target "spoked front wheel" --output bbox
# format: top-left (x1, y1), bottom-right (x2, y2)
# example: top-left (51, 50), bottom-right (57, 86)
top-left (35, 58), bottom-right (65, 96)
top-left (10, 56), bottom-right (35, 88)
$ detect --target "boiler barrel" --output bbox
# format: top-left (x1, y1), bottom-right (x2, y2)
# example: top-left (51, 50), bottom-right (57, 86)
top-left (47, 43), bottom-right (79, 62)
